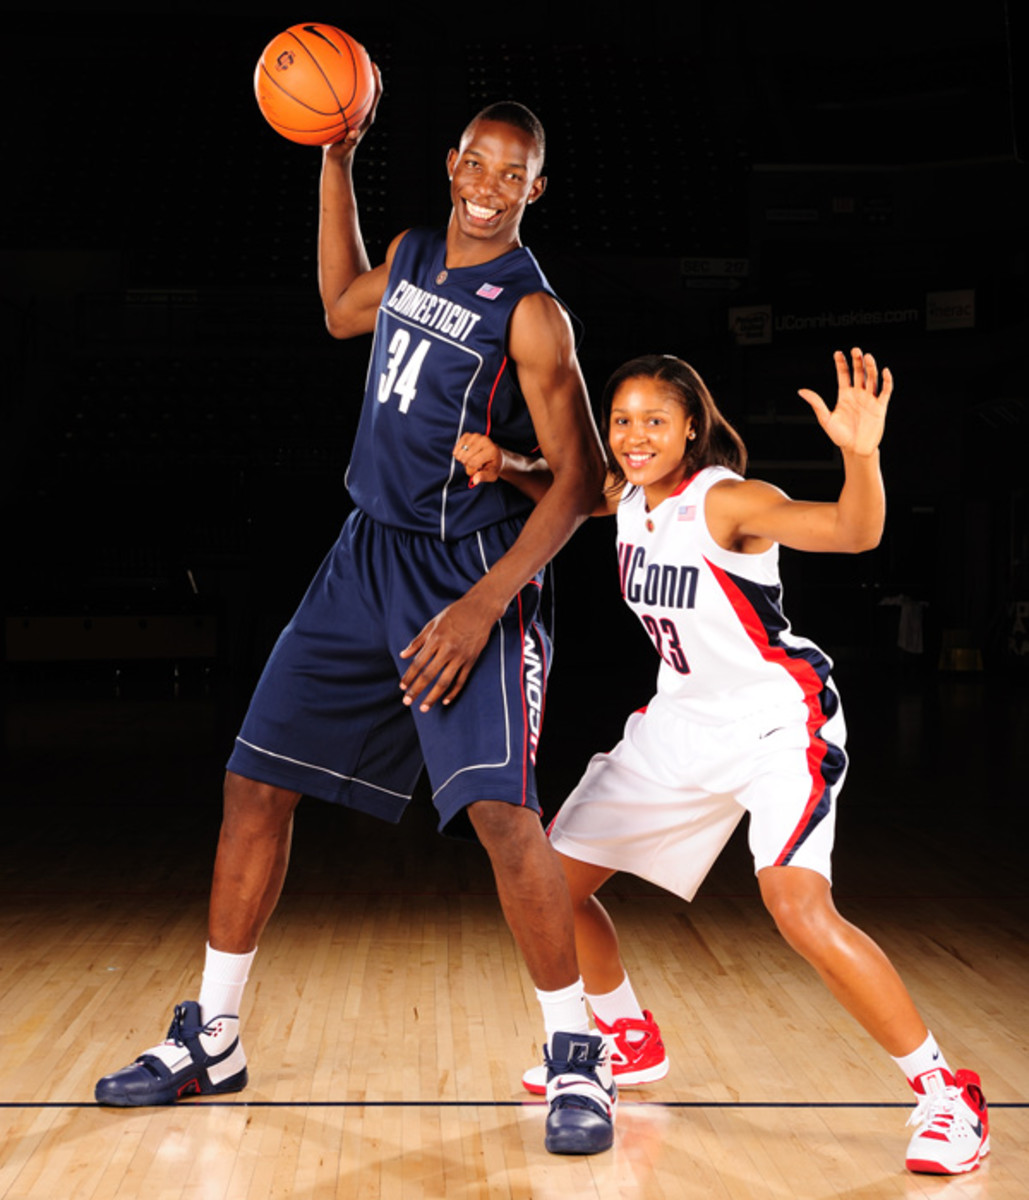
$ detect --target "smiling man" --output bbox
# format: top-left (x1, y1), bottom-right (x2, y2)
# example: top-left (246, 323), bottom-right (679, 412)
top-left (94, 93), bottom-right (614, 1156)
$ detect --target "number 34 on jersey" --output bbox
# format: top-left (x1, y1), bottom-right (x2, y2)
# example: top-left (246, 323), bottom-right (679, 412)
top-left (378, 329), bottom-right (432, 413)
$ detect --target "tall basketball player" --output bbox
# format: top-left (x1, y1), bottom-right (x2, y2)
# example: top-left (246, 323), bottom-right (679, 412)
top-left (95, 76), bottom-right (616, 1156)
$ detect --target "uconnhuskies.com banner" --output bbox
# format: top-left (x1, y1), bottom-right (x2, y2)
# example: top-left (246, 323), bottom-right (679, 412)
top-left (729, 289), bottom-right (975, 345)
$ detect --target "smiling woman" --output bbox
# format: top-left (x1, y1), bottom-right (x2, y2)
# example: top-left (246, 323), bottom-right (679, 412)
top-left (602, 354), bottom-right (747, 511)
top-left (451, 347), bottom-right (993, 1177)
top-left (607, 377), bottom-right (696, 508)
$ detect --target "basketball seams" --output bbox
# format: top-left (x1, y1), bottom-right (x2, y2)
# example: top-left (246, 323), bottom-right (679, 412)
top-left (296, 25), bottom-right (361, 113)
top-left (256, 62), bottom-right (344, 139)
top-left (257, 62), bottom-right (339, 125)
top-left (286, 27), bottom-right (352, 125)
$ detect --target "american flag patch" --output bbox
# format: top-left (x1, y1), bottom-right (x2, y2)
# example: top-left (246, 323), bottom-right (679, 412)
top-left (476, 283), bottom-right (503, 300)
top-left (677, 505), bottom-right (696, 521)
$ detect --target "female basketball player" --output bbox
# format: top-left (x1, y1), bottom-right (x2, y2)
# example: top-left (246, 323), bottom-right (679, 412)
top-left (453, 347), bottom-right (989, 1176)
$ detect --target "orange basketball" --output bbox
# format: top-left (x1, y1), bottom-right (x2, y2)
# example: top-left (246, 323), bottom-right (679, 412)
top-left (254, 23), bottom-right (376, 146)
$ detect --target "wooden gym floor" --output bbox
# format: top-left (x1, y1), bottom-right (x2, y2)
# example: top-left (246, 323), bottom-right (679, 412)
top-left (1, 659), bottom-right (1027, 1199)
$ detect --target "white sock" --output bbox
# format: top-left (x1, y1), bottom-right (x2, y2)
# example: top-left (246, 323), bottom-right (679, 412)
top-left (891, 1031), bottom-right (951, 1089)
top-left (535, 978), bottom-right (589, 1039)
top-left (586, 975), bottom-right (647, 1040)
top-left (198, 943), bottom-right (256, 1021)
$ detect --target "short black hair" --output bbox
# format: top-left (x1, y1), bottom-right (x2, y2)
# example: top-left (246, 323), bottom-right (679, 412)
top-left (465, 101), bottom-right (546, 170)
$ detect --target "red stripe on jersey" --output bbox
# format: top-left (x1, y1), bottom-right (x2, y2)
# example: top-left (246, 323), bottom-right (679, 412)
top-left (484, 356), bottom-right (508, 438)
top-left (703, 557), bottom-right (830, 863)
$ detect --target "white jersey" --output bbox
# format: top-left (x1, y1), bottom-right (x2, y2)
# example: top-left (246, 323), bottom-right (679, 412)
top-left (545, 465), bottom-right (849, 897)
top-left (616, 465), bottom-right (837, 730)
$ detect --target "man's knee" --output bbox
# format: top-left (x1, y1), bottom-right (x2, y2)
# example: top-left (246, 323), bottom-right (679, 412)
top-left (222, 771), bottom-right (301, 833)
top-left (467, 800), bottom-right (544, 861)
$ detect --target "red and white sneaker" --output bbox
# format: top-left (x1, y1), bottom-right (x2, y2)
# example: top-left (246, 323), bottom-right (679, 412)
top-left (523, 1010), bottom-right (668, 1094)
top-left (905, 1067), bottom-right (990, 1174)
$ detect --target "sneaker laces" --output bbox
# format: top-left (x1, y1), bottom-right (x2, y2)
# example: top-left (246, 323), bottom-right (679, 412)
top-left (166, 1004), bottom-right (224, 1045)
top-left (544, 1046), bottom-right (603, 1080)
top-left (907, 1083), bottom-right (962, 1132)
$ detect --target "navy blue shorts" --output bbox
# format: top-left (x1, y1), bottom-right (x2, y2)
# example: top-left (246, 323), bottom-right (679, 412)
top-left (226, 508), bottom-right (553, 832)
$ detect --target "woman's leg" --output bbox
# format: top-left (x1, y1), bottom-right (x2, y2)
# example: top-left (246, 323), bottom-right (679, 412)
top-left (559, 853), bottom-right (626, 994)
top-left (758, 864), bottom-right (927, 1055)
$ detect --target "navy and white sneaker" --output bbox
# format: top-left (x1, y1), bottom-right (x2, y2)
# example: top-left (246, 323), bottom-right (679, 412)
top-left (543, 1031), bottom-right (617, 1155)
top-left (95, 1001), bottom-right (248, 1106)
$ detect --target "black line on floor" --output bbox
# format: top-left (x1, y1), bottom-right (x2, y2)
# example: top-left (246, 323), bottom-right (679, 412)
top-left (2, 1100), bottom-right (1026, 1110)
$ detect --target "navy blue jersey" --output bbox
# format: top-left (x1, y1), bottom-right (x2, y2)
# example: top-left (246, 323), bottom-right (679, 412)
top-left (345, 227), bottom-right (563, 540)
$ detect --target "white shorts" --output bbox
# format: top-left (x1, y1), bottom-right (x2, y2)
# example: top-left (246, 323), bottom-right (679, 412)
top-left (548, 689), bottom-right (848, 901)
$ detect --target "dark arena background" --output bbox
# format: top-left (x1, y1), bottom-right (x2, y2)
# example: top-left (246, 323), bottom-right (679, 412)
top-left (2, 5), bottom-right (1028, 1198)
